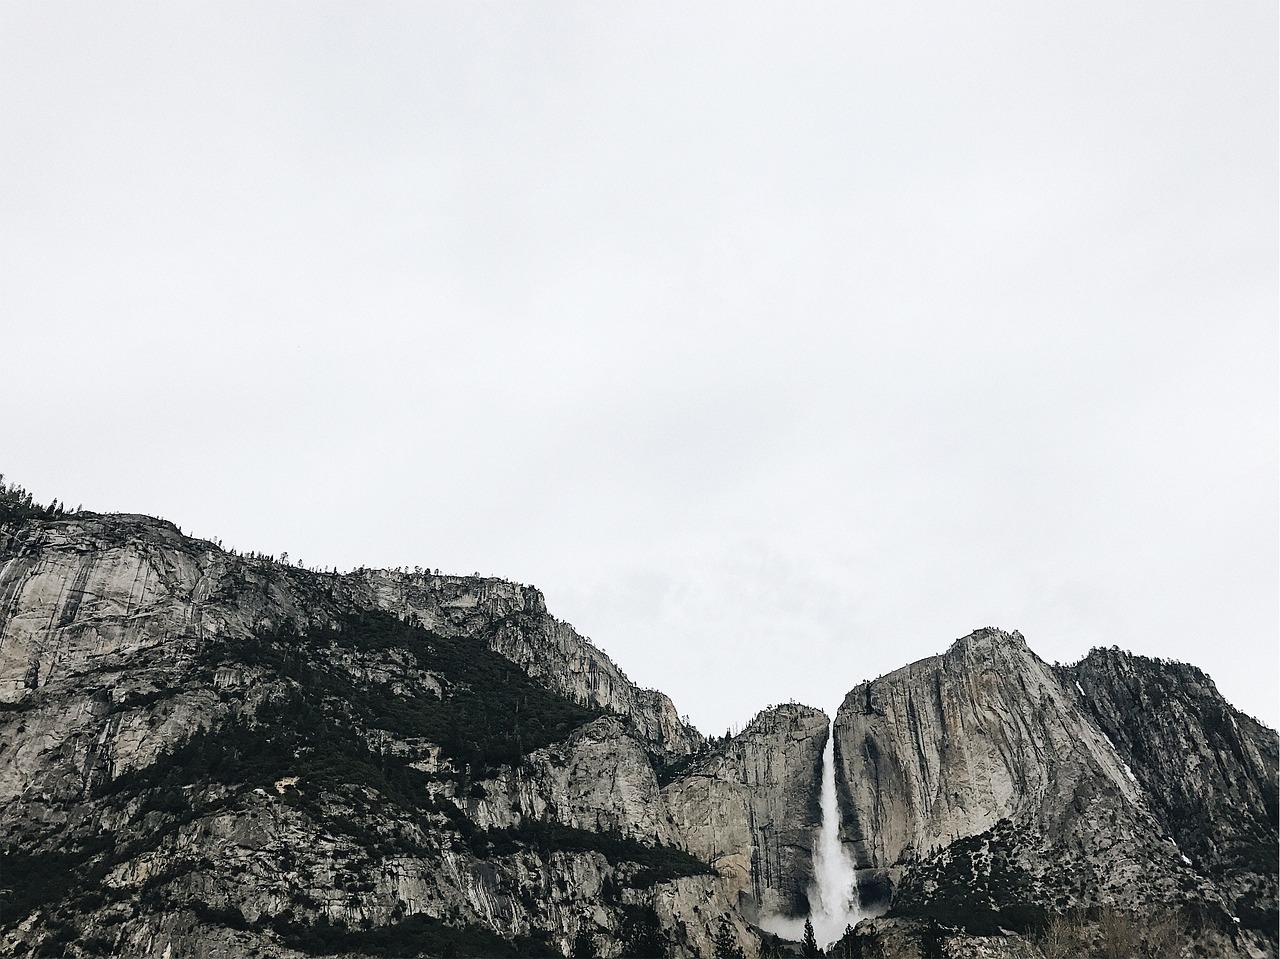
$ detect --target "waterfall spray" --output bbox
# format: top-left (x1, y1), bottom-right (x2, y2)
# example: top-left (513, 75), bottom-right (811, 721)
top-left (758, 720), bottom-right (861, 949)
top-left (807, 720), bottom-right (861, 947)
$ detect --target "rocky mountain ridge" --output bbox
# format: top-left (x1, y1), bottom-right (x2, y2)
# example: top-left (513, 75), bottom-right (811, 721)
top-left (832, 628), bottom-right (1277, 956)
top-left (0, 510), bottom-right (699, 760)
top-left (0, 493), bottom-right (1275, 959)
top-left (0, 506), bottom-right (790, 958)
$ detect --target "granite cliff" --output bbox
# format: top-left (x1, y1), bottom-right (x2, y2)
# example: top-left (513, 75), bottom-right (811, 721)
top-left (1069, 648), bottom-right (1279, 936)
top-left (0, 488), bottom-right (1275, 959)
top-left (662, 704), bottom-right (828, 921)
top-left (0, 512), bottom-right (698, 760)
top-left (0, 506), bottom-right (756, 958)
top-left (832, 628), bottom-right (1277, 958)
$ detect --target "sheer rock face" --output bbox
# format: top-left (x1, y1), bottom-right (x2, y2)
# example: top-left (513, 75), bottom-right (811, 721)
top-left (0, 514), bottom-right (699, 761)
top-left (663, 703), bottom-right (828, 920)
top-left (834, 629), bottom-right (1144, 876)
top-left (1067, 648), bottom-right (1279, 929)
top-left (0, 512), bottom-right (743, 959)
top-left (833, 628), bottom-right (1278, 957)
top-left (0, 516), bottom-right (248, 804)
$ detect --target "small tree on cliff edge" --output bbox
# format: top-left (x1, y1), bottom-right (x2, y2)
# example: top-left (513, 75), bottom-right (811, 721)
top-left (713, 919), bottom-right (745, 959)
top-left (802, 918), bottom-right (821, 957)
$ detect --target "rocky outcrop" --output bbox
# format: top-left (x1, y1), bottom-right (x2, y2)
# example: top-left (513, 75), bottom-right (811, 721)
top-left (833, 627), bottom-right (1277, 957)
top-left (0, 511), bottom-right (739, 959)
top-left (663, 703), bottom-right (828, 920)
top-left (1068, 647), bottom-right (1279, 936)
top-left (0, 514), bottom-right (700, 759)
top-left (465, 716), bottom-right (681, 844)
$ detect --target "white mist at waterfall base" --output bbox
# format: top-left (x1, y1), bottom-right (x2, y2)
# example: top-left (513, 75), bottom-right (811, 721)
top-left (758, 722), bottom-right (862, 949)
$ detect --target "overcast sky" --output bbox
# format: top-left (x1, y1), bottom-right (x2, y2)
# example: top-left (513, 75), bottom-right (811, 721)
top-left (3, 2), bottom-right (1276, 734)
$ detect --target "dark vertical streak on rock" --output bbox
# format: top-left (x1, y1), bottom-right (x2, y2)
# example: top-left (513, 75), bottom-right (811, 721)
top-left (56, 555), bottom-right (95, 628)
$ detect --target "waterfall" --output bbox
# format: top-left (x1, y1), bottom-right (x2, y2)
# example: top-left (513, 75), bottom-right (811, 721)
top-left (807, 720), bottom-right (861, 947)
top-left (758, 720), bottom-right (861, 949)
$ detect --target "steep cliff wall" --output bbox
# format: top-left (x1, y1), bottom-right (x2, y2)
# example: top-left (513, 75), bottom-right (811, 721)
top-left (0, 514), bottom-right (700, 759)
top-left (662, 704), bottom-right (828, 920)
top-left (832, 628), bottom-right (1276, 957)
top-left (0, 511), bottom-right (749, 959)
top-left (1067, 647), bottom-right (1279, 936)
top-left (833, 629), bottom-right (1148, 877)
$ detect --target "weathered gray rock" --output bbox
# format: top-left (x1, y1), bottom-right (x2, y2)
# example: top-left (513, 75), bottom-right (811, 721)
top-left (835, 629), bottom-right (1145, 880)
top-left (3, 505), bottom-right (1274, 959)
top-left (1067, 647), bottom-right (1279, 938)
top-left (0, 514), bottom-right (700, 759)
top-left (833, 627), bottom-right (1277, 958)
top-left (0, 512), bottom-right (734, 958)
top-left (663, 703), bottom-right (828, 920)
top-left (466, 716), bottom-right (680, 844)
top-left (351, 568), bottom-right (704, 760)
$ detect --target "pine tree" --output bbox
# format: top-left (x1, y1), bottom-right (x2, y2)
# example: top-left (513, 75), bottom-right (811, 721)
top-left (802, 917), bottom-right (820, 957)
top-left (713, 920), bottom-right (745, 959)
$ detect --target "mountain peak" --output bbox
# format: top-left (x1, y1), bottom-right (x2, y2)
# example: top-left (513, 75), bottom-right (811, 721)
top-left (947, 625), bottom-right (1028, 653)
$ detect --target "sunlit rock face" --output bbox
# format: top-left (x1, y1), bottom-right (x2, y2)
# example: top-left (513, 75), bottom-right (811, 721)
top-left (662, 703), bottom-right (828, 920)
top-left (0, 512), bottom-right (751, 959)
top-left (832, 628), bottom-right (1278, 958)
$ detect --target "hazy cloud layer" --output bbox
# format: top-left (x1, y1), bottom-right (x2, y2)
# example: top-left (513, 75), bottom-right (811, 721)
top-left (3, 3), bottom-right (1276, 731)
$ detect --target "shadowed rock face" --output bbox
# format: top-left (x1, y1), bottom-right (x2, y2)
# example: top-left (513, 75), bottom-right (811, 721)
top-left (352, 569), bottom-right (704, 759)
top-left (1067, 648), bottom-right (1279, 933)
top-left (663, 704), bottom-right (828, 919)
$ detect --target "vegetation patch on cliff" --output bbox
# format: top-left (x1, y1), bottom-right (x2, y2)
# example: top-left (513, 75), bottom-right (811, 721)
top-left (201, 608), bottom-right (604, 775)
top-left (5, 609), bottom-right (708, 951)
top-left (480, 821), bottom-right (713, 888)
top-left (271, 912), bottom-right (561, 958)
top-left (887, 821), bottom-right (1046, 936)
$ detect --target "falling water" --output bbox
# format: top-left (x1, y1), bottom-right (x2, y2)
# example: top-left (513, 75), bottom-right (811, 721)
top-left (807, 720), bottom-right (861, 947)
top-left (758, 720), bottom-right (861, 950)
